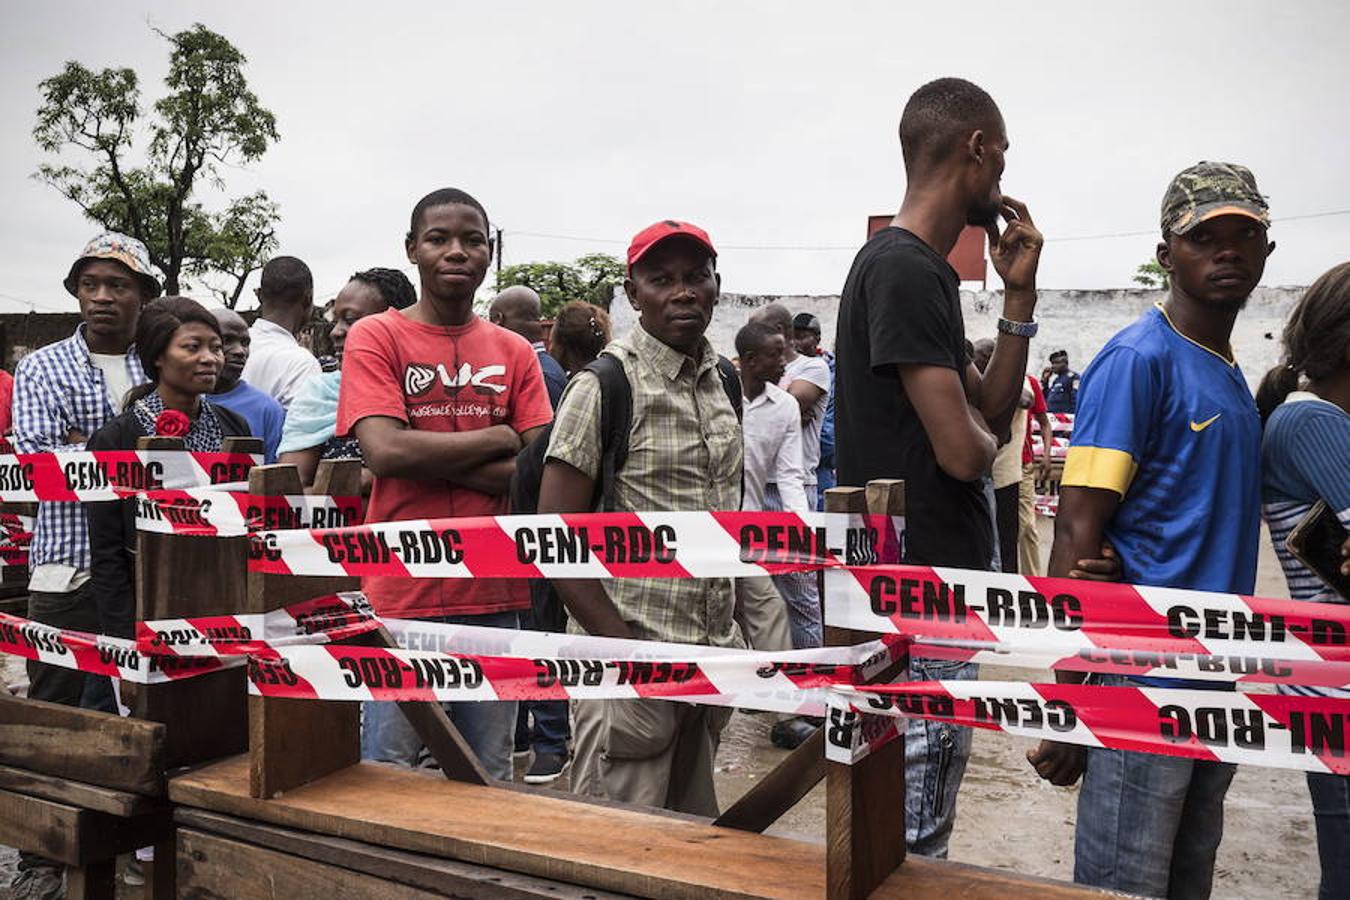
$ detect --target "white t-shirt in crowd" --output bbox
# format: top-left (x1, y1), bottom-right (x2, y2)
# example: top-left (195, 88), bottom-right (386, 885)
top-left (742, 382), bottom-right (808, 514)
top-left (89, 352), bottom-right (135, 413)
top-left (240, 318), bottom-right (322, 410)
top-left (782, 352), bottom-right (831, 483)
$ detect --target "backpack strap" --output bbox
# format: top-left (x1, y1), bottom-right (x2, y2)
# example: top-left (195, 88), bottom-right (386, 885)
top-left (716, 356), bottom-right (743, 422)
top-left (586, 353), bottom-right (633, 512)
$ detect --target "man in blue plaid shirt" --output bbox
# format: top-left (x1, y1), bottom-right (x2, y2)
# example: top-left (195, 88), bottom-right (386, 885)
top-left (10, 232), bottom-right (158, 900)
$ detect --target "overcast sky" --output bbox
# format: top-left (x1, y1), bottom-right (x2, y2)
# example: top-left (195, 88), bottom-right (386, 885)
top-left (1, 1), bottom-right (1347, 313)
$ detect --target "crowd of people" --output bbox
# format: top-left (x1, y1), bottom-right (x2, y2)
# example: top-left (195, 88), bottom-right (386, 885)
top-left (5, 74), bottom-right (1349, 900)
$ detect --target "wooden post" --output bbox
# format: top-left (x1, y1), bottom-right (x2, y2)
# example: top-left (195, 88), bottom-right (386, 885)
top-left (825, 481), bottom-right (908, 900)
top-left (134, 436), bottom-right (256, 767)
top-left (132, 436), bottom-right (261, 898)
top-left (246, 459), bottom-right (489, 795)
top-left (246, 460), bottom-right (362, 799)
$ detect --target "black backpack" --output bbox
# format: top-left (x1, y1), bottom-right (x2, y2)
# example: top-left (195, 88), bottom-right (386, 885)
top-left (510, 352), bottom-right (742, 632)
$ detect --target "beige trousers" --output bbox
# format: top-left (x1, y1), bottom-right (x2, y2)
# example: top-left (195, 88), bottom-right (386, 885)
top-left (571, 698), bottom-right (732, 816)
top-left (734, 576), bottom-right (793, 652)
top-left (1018, 464), bottom-right (1043, 576)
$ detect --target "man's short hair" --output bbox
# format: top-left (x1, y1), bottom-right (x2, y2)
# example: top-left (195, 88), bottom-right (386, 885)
top-left (1049, 350), bottom-right (1068, 361)
top-left (898, 77), bottom-right (1001, 170)
top-left (258, 256), bottom-right (312, 301)
top-left (750, 303), bottom-right (793, 339)
top-left (735, 321), bottom-right (780, 358)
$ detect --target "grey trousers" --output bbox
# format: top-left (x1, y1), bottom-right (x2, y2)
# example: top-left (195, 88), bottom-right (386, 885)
top-left (571, 699), bottom-right (732, 816)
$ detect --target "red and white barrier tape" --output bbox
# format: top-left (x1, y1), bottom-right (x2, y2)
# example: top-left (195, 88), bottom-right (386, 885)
top-left (0, 513), bottom-right (33, 567)
top-left (832, 680), bottom-right (1350, 775)
top-left (0, 450), bottom-right (260, 502)
top-left (134, 490), bottom-right (363, 536)
top-left (824, 565), bottom-right (1350, 670)
top-left (0, 613), bottom-right (236, 684)
top-left (134, 591), bottom-right (381, 657)
top-left (246, 511), bottom-right (904, 580)
top-left (1029, 437), bottom-right (1069, 460)
top-left (1034, 494), bottom-right (1059, 518)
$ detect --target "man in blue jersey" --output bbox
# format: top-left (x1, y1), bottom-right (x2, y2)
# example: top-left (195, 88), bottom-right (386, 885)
top-left (1030, 162), bottom-right (1274, 899)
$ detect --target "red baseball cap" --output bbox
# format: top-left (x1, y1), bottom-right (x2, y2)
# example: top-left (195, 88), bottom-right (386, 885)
top-left (626, 220), bottom-right (717, 271)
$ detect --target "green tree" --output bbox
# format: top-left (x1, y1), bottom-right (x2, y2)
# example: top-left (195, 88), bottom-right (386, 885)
top-left (33, 24), bottom-right (280, 304)
top-left (495, 253), bottom-right (625, 316)
top-left (1133, 260), bottom-right (1170, 290)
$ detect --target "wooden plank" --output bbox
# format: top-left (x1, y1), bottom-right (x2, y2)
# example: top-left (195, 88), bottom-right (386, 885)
top-left (169, 756), bottom-right (1108, 900)
top-left (0, 787), bottom-right (170, 865)
top-left (134, 435), bottom-right (255, 768)
top-left (178, 829), bottom-right (447, 900)
top-left (0, 763), bottom-right (161, 817)
top-left (825, 482), bottom-right (908, 900)
top-left (713, 728), bottom-right (825, 832)
top-left (873, 857), bottom-right (1124, 899)
top-left (0, 691), bottom-right (165, 795)
top-left (247, 460), bottom-right (362, 799)
top-left (175, 809), bottom-right (634, 899)
top-left (171, 755), bottom-right (819, 900)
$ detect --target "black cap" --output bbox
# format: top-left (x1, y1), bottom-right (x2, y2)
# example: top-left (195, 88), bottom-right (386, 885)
top-left (793, 312), bottom-right (821, 334)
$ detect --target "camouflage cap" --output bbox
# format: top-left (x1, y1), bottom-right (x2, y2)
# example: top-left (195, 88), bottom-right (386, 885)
top-left (1160, 161), bottom-right (1270, 236)
top-left (63, 232), bottom-right (162, 298)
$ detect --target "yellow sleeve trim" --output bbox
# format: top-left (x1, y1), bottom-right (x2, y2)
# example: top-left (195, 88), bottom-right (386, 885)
top-left (1062, 446), bottom-right (1138, 498)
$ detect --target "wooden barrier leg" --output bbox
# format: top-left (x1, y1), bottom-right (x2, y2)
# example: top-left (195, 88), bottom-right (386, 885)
top-left (65, 859), bottom-right (116, 900)
top-left (825, 482), bottom-right (907, 900)
top-left (142, 834), bottom-right (175, 899)
top-left (247, 462), bottom-right (362, 799)
top-left (134, 436), bottom-right (256, 768)
top-left (247, 460), bottom-right (488, 797)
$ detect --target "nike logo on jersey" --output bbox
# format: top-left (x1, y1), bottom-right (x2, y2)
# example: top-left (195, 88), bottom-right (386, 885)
top-left (1190, 413), bottom-right (1221, 433)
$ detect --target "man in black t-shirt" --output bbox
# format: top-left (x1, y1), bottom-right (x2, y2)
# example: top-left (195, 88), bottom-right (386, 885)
top-left (835, 77), bottom-right (1044, 857)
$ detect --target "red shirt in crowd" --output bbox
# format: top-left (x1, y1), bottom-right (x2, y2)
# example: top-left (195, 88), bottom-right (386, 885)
top-left (1021, 374), bottom-right (1048, 465)
top-left (0, 369), bottom-right (13, 439)
top-left (337, 310), bottom-right (553, 618)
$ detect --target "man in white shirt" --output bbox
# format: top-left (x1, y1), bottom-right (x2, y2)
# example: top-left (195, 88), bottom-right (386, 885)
top-left (749, 304), bottom-right (830, 650)
top-left (734, 322), bottom-right (802, 657)
top-left (240, 256), bottom-right (321, 409)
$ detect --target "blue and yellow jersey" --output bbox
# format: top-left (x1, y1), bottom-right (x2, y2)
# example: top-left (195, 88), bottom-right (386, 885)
top-left (1063, 304), bottom-right (1261, 596)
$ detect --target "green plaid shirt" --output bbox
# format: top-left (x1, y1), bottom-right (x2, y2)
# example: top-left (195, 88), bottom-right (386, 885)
top-left (546, 324), bottom-right (744, 648)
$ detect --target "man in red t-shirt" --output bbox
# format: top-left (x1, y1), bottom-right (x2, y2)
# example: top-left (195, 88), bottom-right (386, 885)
top-left (1017, 374), bottom-right (1053, 574)
top-left (337, 187), bottom-right (553, 779)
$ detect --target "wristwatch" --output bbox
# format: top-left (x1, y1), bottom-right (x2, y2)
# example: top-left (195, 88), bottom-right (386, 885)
top-left (997, 317), bottom-right (1039, 338)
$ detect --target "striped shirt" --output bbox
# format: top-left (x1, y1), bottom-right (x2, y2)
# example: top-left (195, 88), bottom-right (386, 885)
top-left (12, 325), bottom-right (147, 587)
top-left (1261, 391), bottom-right (1350, 698)
top-left (546, 324), bottom-right (745, 648)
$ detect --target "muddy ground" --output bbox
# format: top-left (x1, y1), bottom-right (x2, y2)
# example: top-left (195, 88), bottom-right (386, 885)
top-left (0, 519), bottom-right (1323, 898)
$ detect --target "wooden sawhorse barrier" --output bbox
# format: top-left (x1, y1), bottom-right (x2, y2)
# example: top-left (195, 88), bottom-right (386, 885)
top-left (164, 471), bottom-right (1118, 898)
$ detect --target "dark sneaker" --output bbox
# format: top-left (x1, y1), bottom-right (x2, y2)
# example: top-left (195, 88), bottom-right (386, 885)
top-left (523, 752), bottom-right (569, 784)
top-left (770, 716), bottom-right (820, 750)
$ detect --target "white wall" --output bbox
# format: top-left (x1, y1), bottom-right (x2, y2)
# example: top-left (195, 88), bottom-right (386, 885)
top-left (608, 286), bottom-right (1304, 389)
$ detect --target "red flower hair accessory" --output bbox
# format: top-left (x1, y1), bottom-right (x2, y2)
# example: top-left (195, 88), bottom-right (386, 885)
top-left (154, 409), bottom-right (191, 438)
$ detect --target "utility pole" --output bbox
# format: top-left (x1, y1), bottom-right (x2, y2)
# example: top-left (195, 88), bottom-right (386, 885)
top-left (495, 227), bottom-right (504, 282)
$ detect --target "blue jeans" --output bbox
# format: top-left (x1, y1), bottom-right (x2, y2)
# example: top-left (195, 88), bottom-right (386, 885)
top-left (361, 610), bottom-right (519, 781)
top-left (1308, 772), bottom-right (1350, 900)
top-left (1074, 676), bottom-right (1235, 899)
top-left (515, 607), bottom-right (571, 757)
top-left (904, 657), bottom-right (977, 857)
top-left (766, 483), bottom-right (822, 649)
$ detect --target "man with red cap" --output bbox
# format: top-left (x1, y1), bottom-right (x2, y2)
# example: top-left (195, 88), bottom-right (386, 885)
top-left (539, 220), bottom-right (743, 815)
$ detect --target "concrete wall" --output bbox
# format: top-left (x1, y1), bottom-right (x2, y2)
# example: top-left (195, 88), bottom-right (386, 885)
top-left (608, 286), bottom-right (1304, 389)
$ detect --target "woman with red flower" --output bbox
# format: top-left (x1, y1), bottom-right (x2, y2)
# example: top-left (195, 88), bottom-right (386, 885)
top-left (84, 297), bottom-right (252, 639)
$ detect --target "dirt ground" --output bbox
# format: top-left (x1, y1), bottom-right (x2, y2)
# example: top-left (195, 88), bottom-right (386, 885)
top-left (0, 519), bottom-right (1324, 899)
